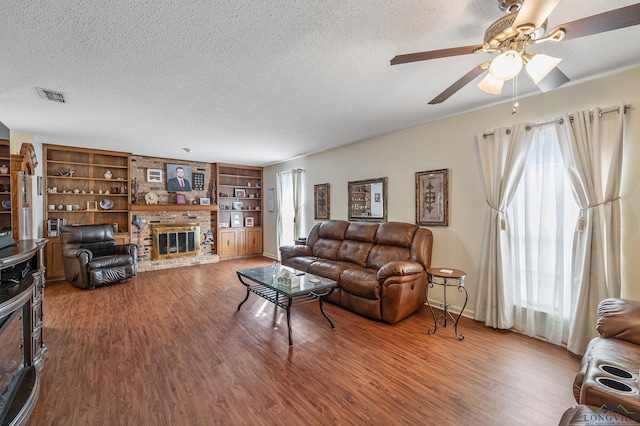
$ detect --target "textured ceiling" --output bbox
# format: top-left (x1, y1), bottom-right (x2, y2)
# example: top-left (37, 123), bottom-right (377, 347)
top-left (1, 0), bottom-right (639, 166)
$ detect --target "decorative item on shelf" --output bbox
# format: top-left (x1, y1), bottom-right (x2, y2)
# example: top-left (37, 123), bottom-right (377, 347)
top-left (210, 183), bottom-right (216, 204)
top-left (255, 182), bottom-right (261, 188)
top-left (120, 185), bottom-right (127, 194)
top-left (1, 199), bottom-right (10, 210)
top-left (99, 199), bottom-right (114, 210)
top-left (245, 217), bottom-right (254, 227)
top-left (47, 187), bottom-right (57, 193)
top-left (131, 178), bottom-right (139, 204)
top-left (56, 169), bottom-right (75, 177)
top-left (86, 201), bottom-right (98, 211)
top-left (200, 198), bottom-right (211, 205)
top-left (144, 192), bottom-right (159, 205)
top-left (247, 181), bottom-right (251, 187)
top-left (104, 170), bottom-right (113, 179)
top-left (176, 193), bottom-right (186, 204)
top-left (232, 201), bottom-right (243, 210)
top-left (73, 188), bottom-right (80, 193)
top-left (111, 187), bottom-right (120, 194)
top-left (0, 165), bottom-right (8, 174)
top-left (234, 188), bottom-right (246, 198)
top-left (192, 199), bottom-right (199, 205)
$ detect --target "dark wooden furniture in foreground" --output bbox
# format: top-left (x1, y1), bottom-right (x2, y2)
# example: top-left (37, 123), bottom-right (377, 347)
top-left (0, 239), bottom-right (47, 426)
top-left (236, 265), bottom-right (337, 346)
top-left (27, 257), bottom-right (580, 425)
top-left (426, 267), bottom-right (468, 340)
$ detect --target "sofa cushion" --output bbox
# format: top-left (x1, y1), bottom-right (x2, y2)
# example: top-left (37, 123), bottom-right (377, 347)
top-left (366, 245), bottom-right (411, 270)
top-left (375, 222), bottom-right (417, 247)
top-left (597, 298), bottom-right (640, 345)
top-left (344, 222), bottom-right (378, 242)
top-left (308, 260), bottom-right (352, 281)
top-left (318, 220), bottom-right (349, 240)
top-left (312, 239), bottom-right (342, 260)
top-left (337, 240), bottom-right (373, 267)
top-left (339, 268), bottom-right (380, 299)
top-left (284, 256), bottom-right (317, 272)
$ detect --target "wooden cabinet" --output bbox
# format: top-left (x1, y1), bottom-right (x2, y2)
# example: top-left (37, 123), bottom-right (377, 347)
top-left (214, 163), bottom-right (263, 258)
top-left (216, 227), bottom-right (263, 258)
top-left (45, 237), bottom-right (65, 280)
top-left (0, 140), bottom-right (11, 236)
top-left (43, 145), bottom-right (131, 279)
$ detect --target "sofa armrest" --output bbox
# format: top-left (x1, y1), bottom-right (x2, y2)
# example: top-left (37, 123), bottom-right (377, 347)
top-left (377, 260), bottom-right (425, 281)
top-left (279, 244), bottom-right (312, 261)
top-left (596, 298), bottom-right (640, 345)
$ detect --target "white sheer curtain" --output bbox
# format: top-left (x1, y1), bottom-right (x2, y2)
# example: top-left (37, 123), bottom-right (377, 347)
top-left (507, 124), bottom-right (579, 345)
top-left (474, 124), bottom-right (534, 328)
top-left (554, 106), bottom-right (625, 355)
top-left (276, 169), bottom-right (305, 260)
top-left (291, 169), bottom-right (304, 240)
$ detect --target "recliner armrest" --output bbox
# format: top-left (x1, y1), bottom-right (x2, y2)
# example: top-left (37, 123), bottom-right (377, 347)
top-left (597, 298), bottom-right (640, 345)
top-left (62, 248), bottom-right (93, 262)
top-left (377, 260), bottom-right (424, 281)
top-left (115, 244), bottom-right (138, 259)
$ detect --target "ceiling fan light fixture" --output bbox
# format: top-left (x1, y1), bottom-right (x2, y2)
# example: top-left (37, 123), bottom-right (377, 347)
top-left (489, 50), bottom-right (523, 81)
top-left (478, 73), bottom-right (504, 95)
top-left (524, 53), bottom-right (562, 84)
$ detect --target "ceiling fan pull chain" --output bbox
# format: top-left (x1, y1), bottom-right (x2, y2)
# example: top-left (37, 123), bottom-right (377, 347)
top-left (512, 76), bottom-right (520, 114)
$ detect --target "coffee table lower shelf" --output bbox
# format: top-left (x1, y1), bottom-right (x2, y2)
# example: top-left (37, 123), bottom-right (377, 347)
top-left (236, 271), bottom-right (336, 346)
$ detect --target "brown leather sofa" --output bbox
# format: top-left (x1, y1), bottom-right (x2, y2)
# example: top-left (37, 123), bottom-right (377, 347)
top-left (279, 220), bottom-right (433, 324)
top-left (560, 298), bottom-right (640, 425)
top-left (60, 223), bottom-right (138, 289)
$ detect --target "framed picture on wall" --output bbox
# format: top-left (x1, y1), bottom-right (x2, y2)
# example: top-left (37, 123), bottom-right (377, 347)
top-left (314, 183), bottom-right (330, 220)
top-left (147, 168), bottom-right (163, 183)
top-left (167, 164), bottom-right (192, 192)
top-left (415, 169), bottom-right (449, 226)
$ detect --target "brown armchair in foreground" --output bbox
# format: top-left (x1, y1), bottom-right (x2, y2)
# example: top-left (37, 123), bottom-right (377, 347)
top-left (60, 224), bottom-right (137, 289)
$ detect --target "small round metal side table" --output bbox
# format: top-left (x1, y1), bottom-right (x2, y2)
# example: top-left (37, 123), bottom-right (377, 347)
top-left (426, 268), bottom-right (468, 340)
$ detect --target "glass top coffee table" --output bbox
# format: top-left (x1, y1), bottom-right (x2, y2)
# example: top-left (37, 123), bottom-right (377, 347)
top-left (236, 265), bottom-right (337, 346)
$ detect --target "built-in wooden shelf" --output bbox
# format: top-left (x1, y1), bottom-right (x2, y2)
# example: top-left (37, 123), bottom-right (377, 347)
top-left (130, 204), bottom-right (218, 212)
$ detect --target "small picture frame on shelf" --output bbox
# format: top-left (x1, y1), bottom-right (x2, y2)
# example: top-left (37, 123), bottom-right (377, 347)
top-left (86, 201), bottom-right (98, 211)
top-left (234, 188), bottom-right (246, 198)
top-left (200, 198), bottom-right (211, 205)
top-left (232, 201), bottom-right (243, 210)
top-left (231, 212), bottom-right (243, 227)
top-left (245, 217), bottom-right (254, 227)
top-left (147, 168), bottom-right (163, 183)
top-left (176, 193), bottom-right (187, 204)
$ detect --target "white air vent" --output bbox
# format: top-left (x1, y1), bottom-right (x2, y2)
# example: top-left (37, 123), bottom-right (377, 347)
top-left (36, 88), bottom-right (66, 103)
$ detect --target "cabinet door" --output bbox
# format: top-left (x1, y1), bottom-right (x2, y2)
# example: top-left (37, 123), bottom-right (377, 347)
top-left (245, 228), bottom-right (262, 255)
top-left (115, 234), bottom-right (130, 245)
top-left (219, 229), bottom-right (237, 256)
top-left (45, 237), bottom-right (65, 280)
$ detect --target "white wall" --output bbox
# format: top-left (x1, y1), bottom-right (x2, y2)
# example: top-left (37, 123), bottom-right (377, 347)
top-left (263, 66), bottom-right (640, 315)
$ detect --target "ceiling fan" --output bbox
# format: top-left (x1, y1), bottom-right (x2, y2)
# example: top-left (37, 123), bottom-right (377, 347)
top-left (390, 0), bottom-right (640, 105)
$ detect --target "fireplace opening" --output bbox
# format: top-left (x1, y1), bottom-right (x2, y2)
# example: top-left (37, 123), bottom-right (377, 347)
top-left (152, 223), bottom-right (201, 260)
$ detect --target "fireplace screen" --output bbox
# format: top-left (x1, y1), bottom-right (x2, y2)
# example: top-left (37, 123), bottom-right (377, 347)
top-left (152, 223), bottom-right (201, 260)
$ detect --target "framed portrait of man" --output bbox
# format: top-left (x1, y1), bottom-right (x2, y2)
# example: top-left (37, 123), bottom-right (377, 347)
top-left (167, 164), bottom-right (192, 192)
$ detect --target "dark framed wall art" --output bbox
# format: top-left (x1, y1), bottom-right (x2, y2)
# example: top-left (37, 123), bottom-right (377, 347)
top-left (416, 169), bottom-right (449, 226)
top-left (314, 183), bottom-right (330, 220)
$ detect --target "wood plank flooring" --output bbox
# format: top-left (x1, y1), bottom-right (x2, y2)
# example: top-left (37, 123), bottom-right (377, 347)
top-left (28, 257), bottom-right (580, 425)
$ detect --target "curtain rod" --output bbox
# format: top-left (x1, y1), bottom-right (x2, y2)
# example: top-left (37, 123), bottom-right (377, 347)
top-left (482, 104), bottom-right (630, 138)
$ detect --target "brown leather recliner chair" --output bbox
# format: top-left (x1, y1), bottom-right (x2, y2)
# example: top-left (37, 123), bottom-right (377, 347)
top-left (60, 224), bottom-right (137, 289)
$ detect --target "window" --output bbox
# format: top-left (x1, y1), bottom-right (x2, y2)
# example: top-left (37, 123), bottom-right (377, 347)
top-left (507, 125), bottom-right (579, 342)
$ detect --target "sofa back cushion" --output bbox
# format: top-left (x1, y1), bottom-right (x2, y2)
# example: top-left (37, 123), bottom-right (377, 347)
top-left (366, 222), bottom-right (417, 269)
top-left (311, 220), bottom-right (350, 260)
top-left (335, 222), bottom-right (378, 266)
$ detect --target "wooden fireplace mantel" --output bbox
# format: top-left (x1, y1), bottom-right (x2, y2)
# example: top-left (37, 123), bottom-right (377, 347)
top-left (130, 204), bottom-right (218, 212)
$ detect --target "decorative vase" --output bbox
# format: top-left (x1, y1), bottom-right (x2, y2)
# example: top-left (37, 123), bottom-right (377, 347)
top-left (0, 165), bottom-right (8, 174)
top-left (104, 170), bottom-right (112, 179)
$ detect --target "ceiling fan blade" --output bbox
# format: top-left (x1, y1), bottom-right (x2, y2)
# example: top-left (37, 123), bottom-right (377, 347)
top-left (391, 45), bottom-right (484, 65)
top-left (555, 3), bottom-right (640, 41)
top-left (513, 0), bottom-right (560, 31)
top-left (535, 67), bottom-right (570, 92)
top-left (428, 64), bottom-right (486, 105)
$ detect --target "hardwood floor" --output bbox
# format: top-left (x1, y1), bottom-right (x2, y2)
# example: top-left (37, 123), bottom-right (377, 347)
top-left (28, 257), bottom-right (580, 425)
